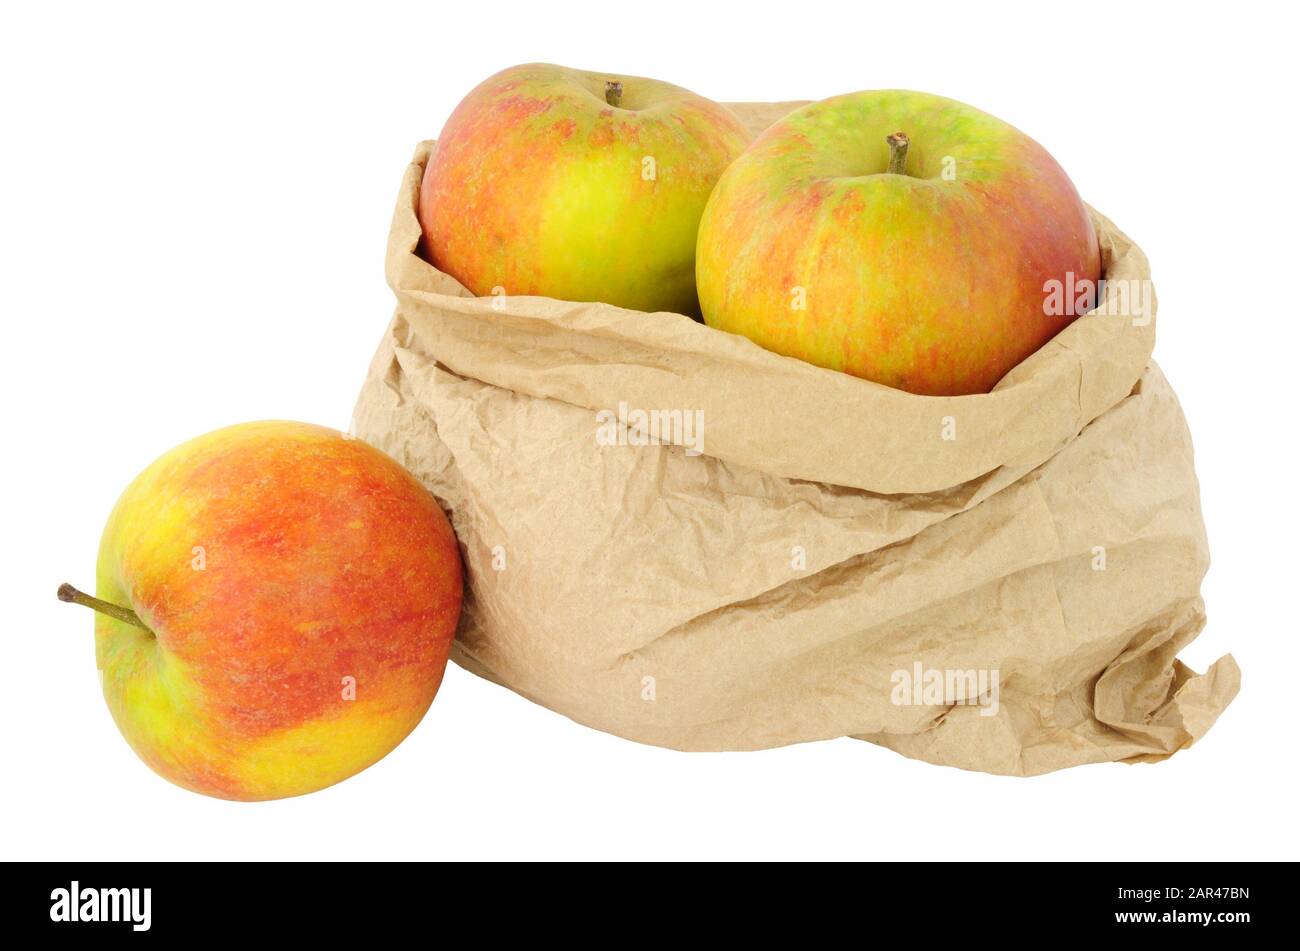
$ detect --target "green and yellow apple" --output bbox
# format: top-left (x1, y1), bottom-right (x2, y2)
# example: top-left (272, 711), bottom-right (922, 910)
top-left (418, 62), bottom-right (752, 316)
top-left (695, 90), bottom-right (1101, 395)
top-left (59, 421), bottom-right (463, 801)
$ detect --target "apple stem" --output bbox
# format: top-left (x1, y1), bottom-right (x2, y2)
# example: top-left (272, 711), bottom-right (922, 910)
top-left (57, 583), bottom-right (149, 631)
top-left (604, 81), bottom-right (623, 108)
top-left (886, 131), bottom-right (910, 175)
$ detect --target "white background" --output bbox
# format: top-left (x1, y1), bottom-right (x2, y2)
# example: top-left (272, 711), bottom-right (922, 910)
top-left (3, 1), bottom-right (1296, 861)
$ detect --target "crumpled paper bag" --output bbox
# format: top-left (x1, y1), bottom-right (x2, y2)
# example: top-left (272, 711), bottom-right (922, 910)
top-left (352, 102), bottom-right (1238, 775)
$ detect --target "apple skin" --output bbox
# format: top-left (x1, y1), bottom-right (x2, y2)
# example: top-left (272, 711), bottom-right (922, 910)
top-left (696, 90), bottom-right (1101, 395)
top-left (418, 63), bottom-right (752, 316)
top-left (93, 421), bottom-right (462, 801)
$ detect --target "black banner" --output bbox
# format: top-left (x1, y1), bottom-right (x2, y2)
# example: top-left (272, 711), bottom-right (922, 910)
top-left (8, 861), bottom-right (1281, 937)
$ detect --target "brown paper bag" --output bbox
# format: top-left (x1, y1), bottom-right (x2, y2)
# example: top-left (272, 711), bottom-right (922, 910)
top-left (352, 102), bottom-right (1239, 775)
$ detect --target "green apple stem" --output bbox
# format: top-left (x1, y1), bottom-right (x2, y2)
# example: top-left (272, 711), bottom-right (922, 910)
top-left (604, 80), bottom-right (623, 108)
top-left (886, 131), bottom-right (910, 175)
top-left (57, 583), bottom-right (149, 631)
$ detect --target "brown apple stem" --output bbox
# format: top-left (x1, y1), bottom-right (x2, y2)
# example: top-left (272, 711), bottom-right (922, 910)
top-left (605, 80), bottom-right (623, 108)
top-left (886, 131), bottom-right (910, 175)
top-left (57, 583), bottom-right (149, 631)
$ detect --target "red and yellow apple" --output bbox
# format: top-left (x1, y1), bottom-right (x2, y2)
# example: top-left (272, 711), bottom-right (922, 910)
top-left (695, 90), bottom-right (1101, 395)
top-left (418, 62), bottom-right (752, 316)
top-left (59, 421), bottom-right (462, 801)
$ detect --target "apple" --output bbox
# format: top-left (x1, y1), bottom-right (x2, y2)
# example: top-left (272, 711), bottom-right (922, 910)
top-left (418, 62), bottom-right (752, 316)
top-left (58, 421), bottom-right (463, 801)
top-left (695, 90), bottom-right (1101, 395)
